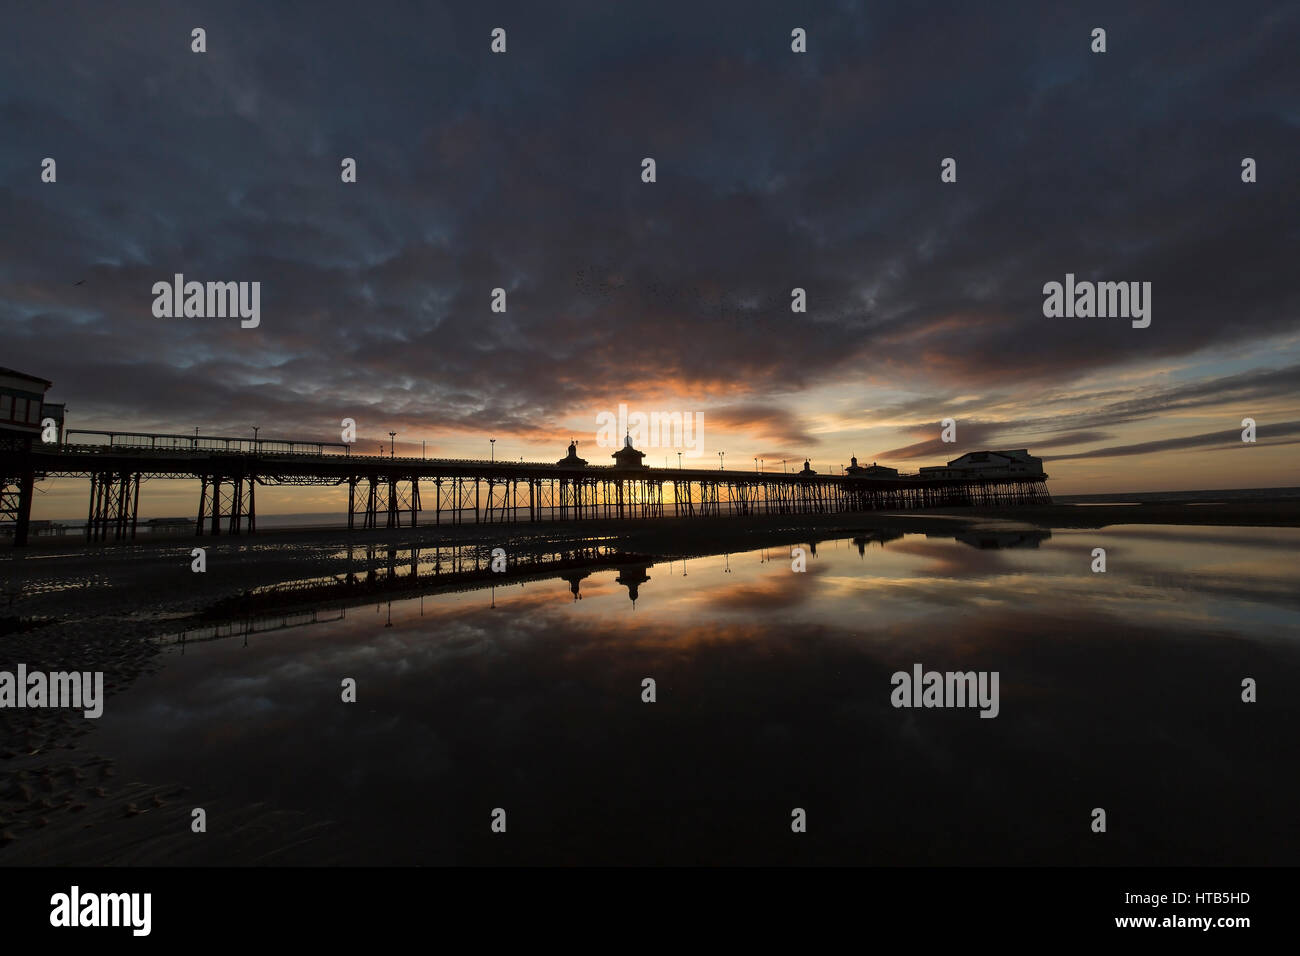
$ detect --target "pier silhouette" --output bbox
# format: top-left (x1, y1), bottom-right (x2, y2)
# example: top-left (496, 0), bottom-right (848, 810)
top-left (2, 427), bottom-right (1050, 545)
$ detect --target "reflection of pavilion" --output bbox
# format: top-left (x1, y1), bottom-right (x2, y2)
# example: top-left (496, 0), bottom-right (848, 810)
top-left (953, 529), bottom-right (1052, 550)
top-left (614, 562), bottom-right (652, 605)
top-left (560, 569), bottom-right (591, 601)
top-left (850, 529), bottom-right (905, 556)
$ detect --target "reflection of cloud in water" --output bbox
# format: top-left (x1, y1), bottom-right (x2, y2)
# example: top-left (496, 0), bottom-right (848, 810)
top-left (886, 538), bottom-right (1014, 578)
top-left (701, 562), bottom-right (828, 612)
top-left (90, 525), bottom-right (1300, 864)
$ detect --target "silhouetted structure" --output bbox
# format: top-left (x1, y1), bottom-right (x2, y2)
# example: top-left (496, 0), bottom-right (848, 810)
top-left (1, 426), bottom-right (1052, 546)
top-left (919, 449), bottom-right (1044, 480)
top-left (557, 440), bottom-right (587, 467)
top-left (612, 434), bottom-right (648, 470)
top-left (846, 456), bottom-right (898, 478)
top-left (0, 368), bottom-right (56, 545)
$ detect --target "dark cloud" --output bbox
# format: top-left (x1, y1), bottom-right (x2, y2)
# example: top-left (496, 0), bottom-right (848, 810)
top-left (874, 421), bottom-right (1009, 461)
top-left (1, 0), bottom-right (1297, 464)
top-left (1047, 421), bottom-right (1300, 461)
top-left (707, 404), bottom-right (816, 447)
top-left (873, 366), bottom-right (1300, 462)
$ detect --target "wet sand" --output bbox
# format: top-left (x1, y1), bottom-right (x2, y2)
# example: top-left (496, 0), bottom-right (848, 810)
top-left (5, 500), bottom-right (1297, 623)
top-left (2, 498), bottom-right (1297, 864)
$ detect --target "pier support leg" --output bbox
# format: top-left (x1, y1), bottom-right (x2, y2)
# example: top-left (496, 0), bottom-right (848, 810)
top-left (12, 469), bottom-right (34, 547)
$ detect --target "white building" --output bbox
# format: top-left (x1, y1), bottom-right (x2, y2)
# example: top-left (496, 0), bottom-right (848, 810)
top-left (918, 449), bottom-right (1045, 480)
top-left (0, 367), bottom-right (53, 438)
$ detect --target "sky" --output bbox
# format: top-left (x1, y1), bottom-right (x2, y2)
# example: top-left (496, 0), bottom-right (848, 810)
top-left (2, 0), bottom-right (1298, 517)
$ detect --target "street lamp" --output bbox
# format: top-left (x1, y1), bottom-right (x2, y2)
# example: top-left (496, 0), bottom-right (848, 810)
top-left (677, 451), bottom-right (682, 469)
top-left (718, 451), bottom-right (725, 470)
top-left (389, 431), bottom-right (396, 458)
top-left (490, 438), bottom-right (495, 462)
top-left (782, 459), bottom-right (787, 473)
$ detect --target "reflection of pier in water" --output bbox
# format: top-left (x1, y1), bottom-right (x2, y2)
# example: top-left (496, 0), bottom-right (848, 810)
top-left (851, 530), bottom-right (906, 555)
top-left (197, 540), bottom-right (659, 625)
top-left (169, 526), bottom-right (1054, 644)
top-left (950, 528), bottom-right (1052, 549)
top-left (160, 607), bottom-right (346, 650)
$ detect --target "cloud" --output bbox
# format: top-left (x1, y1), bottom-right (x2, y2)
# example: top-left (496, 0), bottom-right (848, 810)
top-left (0, 0), bottom-right (1296, 481)
top-left (1046, 421), bottom-right (1300, 461)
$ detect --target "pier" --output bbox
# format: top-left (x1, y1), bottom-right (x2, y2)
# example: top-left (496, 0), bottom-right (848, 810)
top-left (0, 428), bottom-right (1050, 545)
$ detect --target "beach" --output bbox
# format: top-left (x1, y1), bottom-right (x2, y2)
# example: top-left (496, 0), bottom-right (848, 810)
top-left (3, 497), bottom-right (1299, 865)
